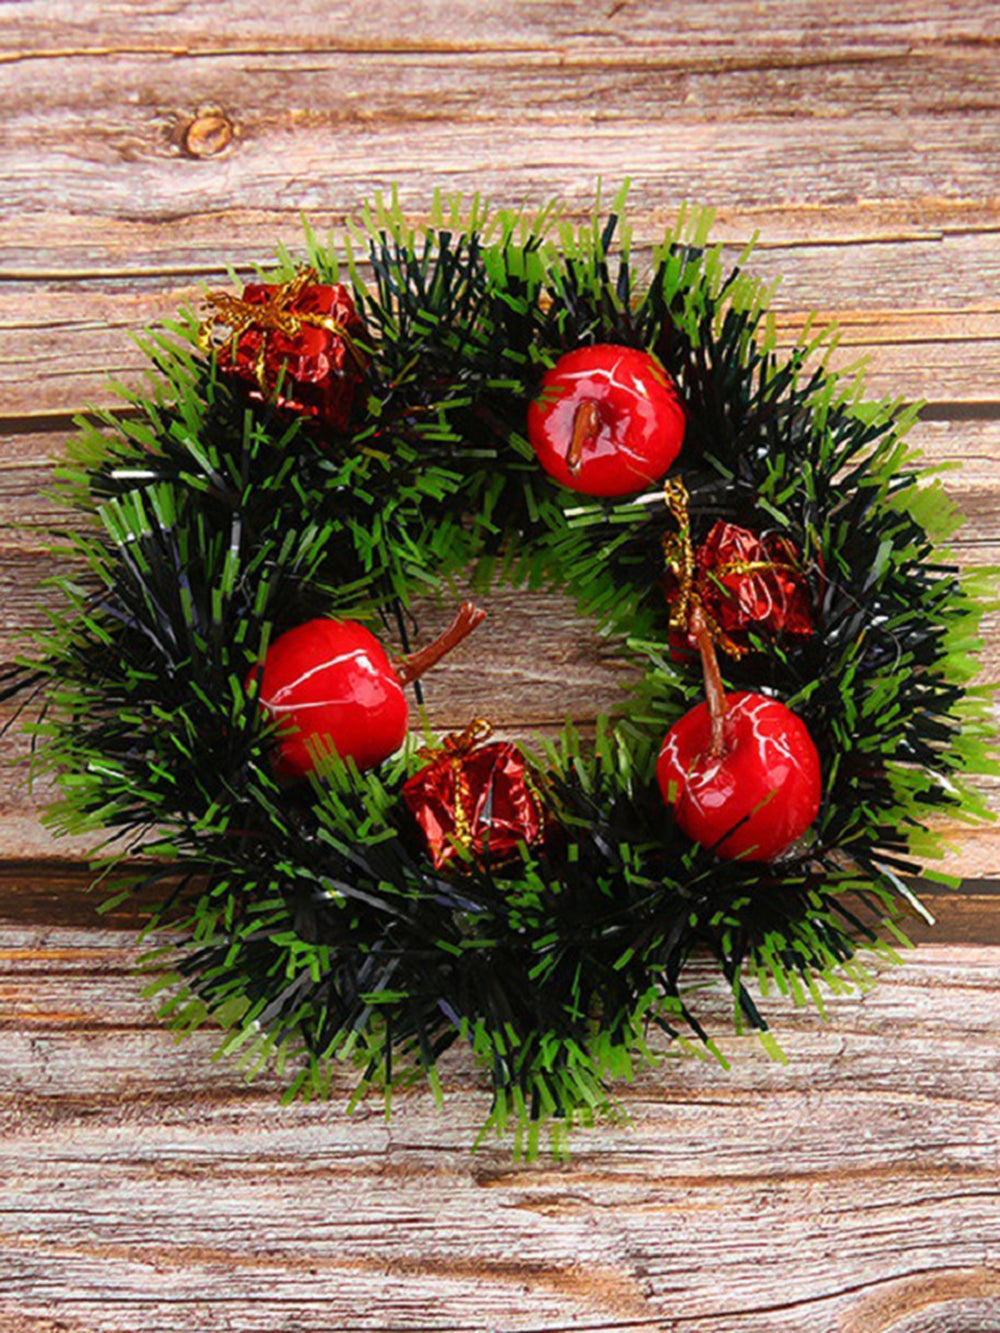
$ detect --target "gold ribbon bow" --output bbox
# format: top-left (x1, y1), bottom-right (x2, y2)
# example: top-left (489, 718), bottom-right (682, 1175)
top-left (198, 266), bottom-right (366, 391)
top-left (662, 479), bottom-right (745, 660)
top-left (416, 718), bottom-right (495, 766)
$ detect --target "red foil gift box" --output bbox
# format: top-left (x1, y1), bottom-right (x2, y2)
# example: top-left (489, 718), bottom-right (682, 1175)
top-left (202, 269), bottom-right (367, 432)
top-left (403, 726), bottom-right (545, 871)
top-left (693, 519), bottom-right (815, 643)
top-left (662, 479), bottom-right (815, 657)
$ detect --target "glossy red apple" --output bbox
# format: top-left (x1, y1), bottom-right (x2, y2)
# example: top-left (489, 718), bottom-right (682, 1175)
top-left (527, 344), bottom-right (685, 497)
top-left (657, 691), bottom-right (821, 862)
top-left (249, 603), bottom-right (485, 780)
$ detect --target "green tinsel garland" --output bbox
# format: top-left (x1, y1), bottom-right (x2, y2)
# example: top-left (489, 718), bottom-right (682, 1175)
top-left (11, 187), bottom-right (997, 1155)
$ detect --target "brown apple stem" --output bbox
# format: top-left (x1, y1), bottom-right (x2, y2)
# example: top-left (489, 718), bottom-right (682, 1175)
top-left (566, 398), bottom-right (600, 474)
top-left (690, 603), bottom-right (727, 759)
top-left (394, 601), bottom-right (487, 686)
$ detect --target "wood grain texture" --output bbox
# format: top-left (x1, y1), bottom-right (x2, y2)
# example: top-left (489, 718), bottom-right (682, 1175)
top-left (2, 0), bottom-right (1000, 421)
top-left (3, 271), bottom-right (1000, 422)
top-left (0, 865), bottom-right (998, 1332)
top-left (2, 1), bottom-right (999, 1329)
top-left (3, 233), bottom-right (1000, 421)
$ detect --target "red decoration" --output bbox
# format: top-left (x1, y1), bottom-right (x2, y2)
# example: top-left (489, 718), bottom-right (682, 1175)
top-left (527, 344), bottom-right (685, 497)
top-left (403, 722), bottom-right (545, 870)
top-left (249, 619), bottom-right (408, 780)
top-left (665, 521), bottom-right (815, 655)
top-left (662, 480), bottom-right (815, 659)
top-left (201, 268), bottom-right (367, 431)
top-left (656, 520), bottom-right (822, 865)
top-left (657, 691), bottom-right (822, 862)
top-left (249, 604), bottom-right (486, 782)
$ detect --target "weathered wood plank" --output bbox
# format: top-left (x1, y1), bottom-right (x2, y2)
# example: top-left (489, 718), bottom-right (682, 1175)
top-left (3, 544), bottom-right (997, 662)
top-left (3, 0), bottom-right (996, 47)
top-left (4, 228), bottom-right (1000, 420)
top-left (0, 861), bottom-right (996, 939)
top-left (7, 40), bottom-right (998, 121)
top-left (3, 200), bottom-right (1000, 280)
top-left (1, 573), bottom-right (997, 727)
top-left (0, 861), bottom-right (997, 1331)
top-left (6, 108), bottom-right (998, 221)
top-left (3, 35), bottom-right (999, 170)
top-left (2, 300), bottom-right (998, 421)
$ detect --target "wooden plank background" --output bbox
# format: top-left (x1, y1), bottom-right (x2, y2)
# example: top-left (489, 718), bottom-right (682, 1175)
top-left (1, 2), bottom-right (998, 1329)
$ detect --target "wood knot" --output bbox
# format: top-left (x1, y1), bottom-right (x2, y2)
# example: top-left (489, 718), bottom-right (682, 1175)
top-left (182, 111), bottom-right (235, 158)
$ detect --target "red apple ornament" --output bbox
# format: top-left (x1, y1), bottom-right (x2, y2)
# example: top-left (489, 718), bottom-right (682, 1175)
top-left (658, 692), bottom-right (821, 861)
top-left (249, 602), bottom-right (486, 781)
top-left (658, 605), bottom-right (821, 861)
top-left (527, 344), bottom-right (685, 497)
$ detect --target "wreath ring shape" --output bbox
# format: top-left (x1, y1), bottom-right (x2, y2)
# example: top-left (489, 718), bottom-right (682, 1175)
top-left (17, 188), bottom-right (995, 1154)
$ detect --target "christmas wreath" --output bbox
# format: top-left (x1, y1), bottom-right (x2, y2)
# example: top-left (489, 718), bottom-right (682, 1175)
top-left (12, 188), bottom-right (996, 1154)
